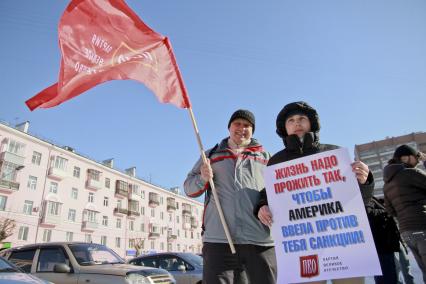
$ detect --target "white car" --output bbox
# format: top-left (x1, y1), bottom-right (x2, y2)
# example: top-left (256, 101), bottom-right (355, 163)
top-left (1, 242), bottom-right (175, 284)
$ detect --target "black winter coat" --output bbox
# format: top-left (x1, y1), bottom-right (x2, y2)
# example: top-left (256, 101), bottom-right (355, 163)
top-left (383, 162), bottom-right (426, 232)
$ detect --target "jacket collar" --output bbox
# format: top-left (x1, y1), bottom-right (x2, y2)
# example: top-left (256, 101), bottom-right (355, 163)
top-left (284, 132), bottom-right (319, 153)
top-left (217, 137), bottom-right (262, 152)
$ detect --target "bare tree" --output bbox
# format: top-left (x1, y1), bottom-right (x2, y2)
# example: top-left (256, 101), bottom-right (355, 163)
top-left (0, 218), bottom-right (16, 242)
top-left (133, 238), bottom-right (145, 256)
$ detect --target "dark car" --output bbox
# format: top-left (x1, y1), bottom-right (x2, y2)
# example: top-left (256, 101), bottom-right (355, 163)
top-left (129, 252), bottom-right (202, 284)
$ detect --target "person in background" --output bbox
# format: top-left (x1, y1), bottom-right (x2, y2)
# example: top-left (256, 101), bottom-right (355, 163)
top-left (383, 144), bottom-right (426, 283)
top-left (366, 196), bottom-right (401, 284)
top-left (254, 101), bottom-right (374, 284)
top-left (184, 109), bottom-right (276, 284)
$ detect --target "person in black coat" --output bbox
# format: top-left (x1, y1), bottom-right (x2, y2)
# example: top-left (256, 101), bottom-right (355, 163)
top-left (254, 101), bottom-right (374, 284)
top-left (384, 144), bottom-right (426, 283)
top-left (366, 196), bottom-right (401, 284)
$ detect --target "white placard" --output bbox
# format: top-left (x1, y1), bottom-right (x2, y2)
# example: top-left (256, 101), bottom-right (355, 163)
top-left (264, 148), bottom-right (381, 283)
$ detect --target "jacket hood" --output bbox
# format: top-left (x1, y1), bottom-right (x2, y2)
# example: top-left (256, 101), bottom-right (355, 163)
top-left (383, 163), bottom-right (406, 183)
top-left (276, 101), bottom-right (320, 139)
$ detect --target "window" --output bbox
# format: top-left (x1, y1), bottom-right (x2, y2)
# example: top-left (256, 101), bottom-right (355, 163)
top-left (129, 239), bottom-right (135, 248)
top-left (37, 248), bottom-right (69, 272)
top-left (7, 140), bottom-right (25, 156)
top-left (85, 210), bottom-right (97, 223)
top-left (151, 241), bottom-right (155, 250)
top-left (140, 223), bottom-right (145, 232)
top-left (169, 213), bottom-right (172, 222)
top-left (31, 151), bottom-right (42, 165)
top-left (0, 196), bottom-right (6, 211)
top-left (9, 249), bottom-right (36, 273)
top-left (105, 178), bottom-right (110, 188)
top-left (47, 201), bottom-right (61, 216)
top-left (160, 242), bottom-right (164, 251)
top-left (0, 161), bottom-right (18, 181)
top-left (141, 190), bottom-right (145, 199)
top-left (42, 229), bottom-right (52, 242)
top-left (66, 232), bottom-right (73, 242)
top-left (71, 188), bottom-right (78, 199)
top-left (116, 218), bottom-right (122, 229)
top-left (141, 206), bottom-right (145, 215)
top-left (160, 212), bottom-right (164, 220)
top-left (85, 234), bottom-right (92, 243)
top-left (18, 226), bottom-right (29, 241)
top-left (103, 197), bottom-right (109, 207)
top-left (23, 200), bottom-right (33, 215)
top-left (160, 197), bottom-right (163, 205)
top-left (49, 182), bottom-right (58, 193)
top-left (176, 215), bottom-right (179, 223)
top-left (68, 209), bottom-right (76, 222)
top-left (88, 192), bottom-right (94, 203)
top-left (117, 199), bottom-right (122, 209)
top-left (151, 208), bottom-right (155, 217)
top-left (102, 216), bottom-right (108, 226)
top-left (53, 156), bottom-right (68, 170)
top-left (101, 236), bottom-right (107, 245)
top-left (129, 220), bottom-right (134, 231)
top-left (115, 237), bottom-right (121, 248)
top-left (27, 176), bottom-right (37, 190)
top-left (73, 166), bottom-right (80, 178)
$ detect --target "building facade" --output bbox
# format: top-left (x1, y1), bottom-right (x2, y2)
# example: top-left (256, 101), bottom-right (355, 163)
top-left (354, 132), bottom-right (426, 197)
top-left (0, 122), bottom-right (203, 257)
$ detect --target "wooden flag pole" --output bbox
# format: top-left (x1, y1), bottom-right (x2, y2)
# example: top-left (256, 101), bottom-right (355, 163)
top-left (188, 107), bottom-right (236, 254)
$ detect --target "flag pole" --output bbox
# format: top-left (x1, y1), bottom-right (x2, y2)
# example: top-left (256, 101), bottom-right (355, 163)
top-left (187, 107), bottom-right (236, 254)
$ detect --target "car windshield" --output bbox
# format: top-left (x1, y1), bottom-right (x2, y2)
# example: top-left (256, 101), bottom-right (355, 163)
top-left (0, 257), bottom-right (20, 273)
top-left (181, 253), bottom-right (203, 267)
top-left (68, 244), bottom-right (124, 265)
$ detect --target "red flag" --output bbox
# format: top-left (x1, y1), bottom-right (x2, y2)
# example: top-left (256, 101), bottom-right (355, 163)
top-left (26, 0), bottom-right (191, 111)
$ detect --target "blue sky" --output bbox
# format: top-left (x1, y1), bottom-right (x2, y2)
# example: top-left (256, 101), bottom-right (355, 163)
top-left (0, 0), bottom-right (425, 192)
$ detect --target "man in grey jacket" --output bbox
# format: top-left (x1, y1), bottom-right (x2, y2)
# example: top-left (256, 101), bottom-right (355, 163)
top-left (184, 109), bottom-right (276, 284)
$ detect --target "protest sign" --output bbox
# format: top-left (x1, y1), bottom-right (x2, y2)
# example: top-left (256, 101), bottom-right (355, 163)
top-left (264, 148), bottom-right (381, 283)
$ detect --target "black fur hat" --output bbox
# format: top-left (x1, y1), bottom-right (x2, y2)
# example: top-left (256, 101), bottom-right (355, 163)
top-left (276, 101), bottom-right (320, 138)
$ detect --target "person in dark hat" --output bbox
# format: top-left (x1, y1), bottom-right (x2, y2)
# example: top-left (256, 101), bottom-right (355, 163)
top-left (184, 109), bottom-right (277, 284)
top-left (383, 144), bottom-right (426, 283)
top-left (254, 101), bottom-right (375, 284)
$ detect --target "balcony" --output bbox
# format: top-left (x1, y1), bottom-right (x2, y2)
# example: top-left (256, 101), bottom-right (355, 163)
top-left (149, 231), bottom-right (160, 239)
top-left (0, 151), bottom-right (25, 167)
top-left (167, 232), bottom-right (177, 242)
top-left (182, 204), bottom-right (192, 216)
top-left (167, 198), bottom-right (176, 211)
top-left (0, 179), bottom-right (19, 192)
top-left (190, 217), bottom-right (199, 229)
top-left (128, 209), bottom-right (140, 217)
top-left (86, 178), bottom-right (102, 191)
top-left (113, 207), bottom-right (128, 215)
top-left (82, 221), bottom-right (98, 232)
top-left (148, 193), bottom-right (159, 207)
top-left (48, 167), bottom-right (67, 180)
top-left (115, 180), bottom-right (128, 197)
top-left (41, 213), bottom-right (61, 227)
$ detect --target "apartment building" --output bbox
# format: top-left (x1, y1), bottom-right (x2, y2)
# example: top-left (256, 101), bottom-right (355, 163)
top-left (354, 132), bottom-right (426, 197)
top-left (0, 121), bottom-right (203, 257)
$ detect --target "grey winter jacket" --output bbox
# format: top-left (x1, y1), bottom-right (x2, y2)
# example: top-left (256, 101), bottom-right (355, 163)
top-left (184, 138), bottom-right (274, 246)
top-left (383, 162), bottom-right (426, 232)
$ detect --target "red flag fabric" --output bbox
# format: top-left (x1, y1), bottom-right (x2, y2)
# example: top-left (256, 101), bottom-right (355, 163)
top-left (26, 0), bottom-right (191, 111)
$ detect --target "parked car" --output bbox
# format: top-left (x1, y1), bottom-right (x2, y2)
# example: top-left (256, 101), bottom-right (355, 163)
top-left (0, 256), bottom-right (52, 283)
top-left (0, 242), bottom-right (175, 284)
top-left (129, 252), bottom-right (202, 284)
